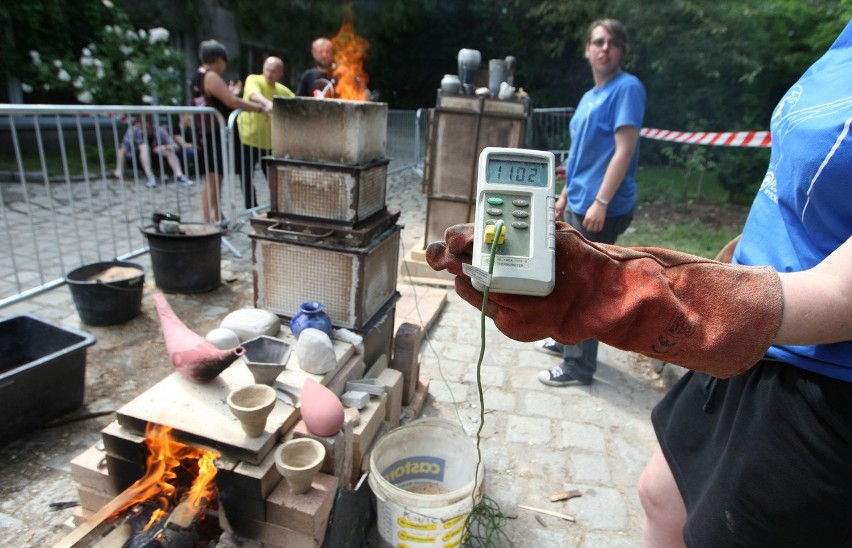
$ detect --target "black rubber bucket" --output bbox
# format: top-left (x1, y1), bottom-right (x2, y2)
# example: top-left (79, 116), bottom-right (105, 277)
top-left (141, 223), bottom-right (222, 293)
top-left (65, 261), bottom-right (145, 326)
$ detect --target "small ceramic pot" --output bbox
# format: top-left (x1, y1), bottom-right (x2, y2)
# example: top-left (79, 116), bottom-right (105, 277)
top-left (275, 438), bottom-right (326, 495)
top-left (289, 301), bottom-right (333, 339)
top-left (242, 335), bottom-right (292, 385)
top-left (227, 384), bottom-right (277, 437)
top-left (441, 74), bottom-right (461, 94)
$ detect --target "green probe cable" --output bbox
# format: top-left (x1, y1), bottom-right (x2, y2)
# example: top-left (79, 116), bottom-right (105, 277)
top-left (463, 220), bottom-right (510, 547)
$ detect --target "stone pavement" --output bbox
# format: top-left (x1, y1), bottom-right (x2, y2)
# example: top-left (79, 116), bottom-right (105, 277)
top-left (0, 167), bottom-right (681, 547)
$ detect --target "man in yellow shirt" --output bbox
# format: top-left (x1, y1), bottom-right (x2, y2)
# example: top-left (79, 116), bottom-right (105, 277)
top-left (237, 56), bottom-right (294, 210)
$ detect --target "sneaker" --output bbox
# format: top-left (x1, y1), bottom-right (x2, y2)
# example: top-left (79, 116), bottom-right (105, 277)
top-left (537, 364), bottom-right (592, 387)
top-left (146, 176), bottom-right (158, 188)
top-left (176, 175), bottom-right (193, 186)
top-left (536, 338), bottom-right (564, 356)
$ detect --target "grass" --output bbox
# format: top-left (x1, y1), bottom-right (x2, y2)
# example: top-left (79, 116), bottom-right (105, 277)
top-left (621, 165), bottom-right (748, 257)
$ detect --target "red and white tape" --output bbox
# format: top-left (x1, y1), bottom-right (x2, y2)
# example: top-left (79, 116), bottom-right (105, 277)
top-left (640, 128), bottom-right (771, 148)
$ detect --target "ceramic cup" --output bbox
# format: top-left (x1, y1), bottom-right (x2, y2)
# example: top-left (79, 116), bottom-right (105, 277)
top-left (226, 384), bottom-right (277, 437)
top-left (275, 438), bottom-right (326, 495)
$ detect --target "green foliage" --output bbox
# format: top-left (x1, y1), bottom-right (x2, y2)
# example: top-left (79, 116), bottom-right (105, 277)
top-left (4, 0), bottom-right (184, 105)
top-left (715, 147), bottom-right (770, 203)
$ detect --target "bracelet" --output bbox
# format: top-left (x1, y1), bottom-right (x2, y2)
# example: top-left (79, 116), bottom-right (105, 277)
top-left (595, 197), bottom-right (610, 206)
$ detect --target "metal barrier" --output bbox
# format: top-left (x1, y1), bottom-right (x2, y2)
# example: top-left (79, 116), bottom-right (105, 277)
top-left (0, 104), bottom-right (235, 308)
top-left (526, 107), bottom-right (575, 162)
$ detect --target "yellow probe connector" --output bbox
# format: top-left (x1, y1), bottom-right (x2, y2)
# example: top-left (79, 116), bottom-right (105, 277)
top-left (484, 224), bottom-right (506, 245)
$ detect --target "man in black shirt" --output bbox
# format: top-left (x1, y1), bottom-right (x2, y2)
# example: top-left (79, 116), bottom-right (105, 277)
top-left (296, 37), bottom-right (336, 97)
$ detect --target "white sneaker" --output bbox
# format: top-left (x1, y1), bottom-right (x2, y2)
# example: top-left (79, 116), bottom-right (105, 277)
top-left (146, 176), bottom-right (158, 188)
top-left (536, 338), bottom-right (563, 356)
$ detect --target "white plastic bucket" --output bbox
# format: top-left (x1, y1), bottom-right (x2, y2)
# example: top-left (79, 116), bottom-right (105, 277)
top-left (368, 418), bottom-right (484, 548)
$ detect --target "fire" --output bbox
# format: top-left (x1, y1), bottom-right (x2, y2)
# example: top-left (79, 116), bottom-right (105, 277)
top-left (111, 423), bottom-right (220, 531)
top-left (332, 21), bottom-right (371, 101)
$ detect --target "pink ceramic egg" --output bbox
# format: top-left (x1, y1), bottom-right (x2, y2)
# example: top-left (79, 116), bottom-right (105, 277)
top-left (300, 378), bottom-right (345, 437)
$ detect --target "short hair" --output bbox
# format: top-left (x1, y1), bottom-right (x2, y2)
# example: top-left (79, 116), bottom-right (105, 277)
top-left (587, 19), bottom-right (630, 55)
top-left (199, 39), bottom-right (229, 64)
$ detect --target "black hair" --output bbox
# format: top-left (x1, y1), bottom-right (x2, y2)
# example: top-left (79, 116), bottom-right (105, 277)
top-left (199, 39), bottom-right (229, 64)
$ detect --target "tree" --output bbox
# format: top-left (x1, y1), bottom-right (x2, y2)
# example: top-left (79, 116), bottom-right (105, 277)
top-left (2, 0), bottom-right (184, 105)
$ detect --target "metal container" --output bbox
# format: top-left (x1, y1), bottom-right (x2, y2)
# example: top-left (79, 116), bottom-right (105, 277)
top-left (264, 157), bottom-right (389, 223)
top-left (249, 208), bottom-right (400, 248)
top-left (251, 225), bottom-right (401, 330)
top-left (271, 97), bottom-right (388, 165)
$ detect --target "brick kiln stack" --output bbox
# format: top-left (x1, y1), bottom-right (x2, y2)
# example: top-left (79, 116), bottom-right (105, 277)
top-left (60, 98), bottom-right (422, 548)
top-left (251, 97), bottom-right (401, 371)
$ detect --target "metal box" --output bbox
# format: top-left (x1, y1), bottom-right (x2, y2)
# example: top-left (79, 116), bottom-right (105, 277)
top-left (271, 97), bottom-right (388, 165)
top-left (423, 197), bottom-right (476, 251)
top-left (250, 209), bottom-right (400, 248)
top-left (251, 225), bottom-right (401, 329)
top-left (355, 292), bottom-right (398, 370)
top-left (264, 157), bottom-right (389, 223)
top-left (423, 94), bottom-right (529, 201)
top-left (0, 315), bottom-right (95, 445)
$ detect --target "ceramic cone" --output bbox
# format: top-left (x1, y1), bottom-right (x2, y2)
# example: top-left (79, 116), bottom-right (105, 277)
top-left (153, 293), bottom-right (244, 383)
top-left (300, 378), bottom-right (345, 437)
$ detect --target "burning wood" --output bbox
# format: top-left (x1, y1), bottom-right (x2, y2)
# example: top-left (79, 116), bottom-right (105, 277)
top-left (54, 424), bottom-right (221, 547)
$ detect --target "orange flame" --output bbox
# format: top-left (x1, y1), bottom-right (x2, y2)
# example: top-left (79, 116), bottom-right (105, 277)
top-left (111, 423), bottom-right (220, 531)
top-left (332, 21), bottom-right (371, 101)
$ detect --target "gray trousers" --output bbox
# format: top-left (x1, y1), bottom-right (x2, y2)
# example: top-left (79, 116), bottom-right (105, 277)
top-left (559, 209), bottom-right (633, 382)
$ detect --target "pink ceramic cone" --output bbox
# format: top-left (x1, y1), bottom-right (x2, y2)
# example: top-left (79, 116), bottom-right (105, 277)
top-left (300, 378), bottom-right (345, 437)
top-left (153, 292), bottom-right (244, 383)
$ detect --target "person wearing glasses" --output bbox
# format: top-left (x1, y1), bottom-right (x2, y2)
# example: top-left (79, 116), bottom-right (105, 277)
top-left (537, 19), bottom-right (646, 387)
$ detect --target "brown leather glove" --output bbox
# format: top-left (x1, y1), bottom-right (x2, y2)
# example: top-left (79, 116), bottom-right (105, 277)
top-left (425, 223), bottom-right (784, 377)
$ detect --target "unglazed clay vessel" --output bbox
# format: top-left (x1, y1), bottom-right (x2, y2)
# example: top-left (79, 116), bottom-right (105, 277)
top-left (153, 293), bottom-right (244, 383)
top-left (227, 384), bottom-right (277, 437)
top-left (275, 438), bottom-right (326, 495)
top-left (242, 335), bottom-right (292, 385)
top-left (300, 378), bottom-right (345, 437)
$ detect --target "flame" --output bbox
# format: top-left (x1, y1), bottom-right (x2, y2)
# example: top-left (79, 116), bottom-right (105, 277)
top-left (111, 423), bottom-right (220, 531)
top-left (332, 21), bottom-right (371, 101)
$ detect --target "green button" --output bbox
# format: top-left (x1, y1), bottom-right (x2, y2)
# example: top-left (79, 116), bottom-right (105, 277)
top-left (487, 197), bottom-right (504, 205)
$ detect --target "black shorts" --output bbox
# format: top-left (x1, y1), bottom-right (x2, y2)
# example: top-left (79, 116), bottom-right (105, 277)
top-left (652, 359), bottom-right (852, 547)
top-left (196, 131), bottom-right (224, 176)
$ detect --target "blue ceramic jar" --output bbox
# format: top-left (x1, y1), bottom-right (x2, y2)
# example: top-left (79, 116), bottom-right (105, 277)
top-left (289, 301), bottom-right (333, 338)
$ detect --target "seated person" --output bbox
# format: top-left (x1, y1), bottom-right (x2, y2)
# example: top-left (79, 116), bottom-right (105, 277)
top-left (173, 113), bottom-right (196, 175)
top-left (114, 117), bottom-right (192, 188)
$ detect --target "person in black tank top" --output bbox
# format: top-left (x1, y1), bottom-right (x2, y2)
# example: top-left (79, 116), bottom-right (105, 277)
top-left (190, 39), bottom-right (265, 225)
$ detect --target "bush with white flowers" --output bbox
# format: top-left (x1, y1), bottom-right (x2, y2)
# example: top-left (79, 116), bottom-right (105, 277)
top-left (20, 1), bottom-right (184, 106)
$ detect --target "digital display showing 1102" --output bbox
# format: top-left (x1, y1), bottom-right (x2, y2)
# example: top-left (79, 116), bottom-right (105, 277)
top-left (487, 158), bottom-right (549, 187)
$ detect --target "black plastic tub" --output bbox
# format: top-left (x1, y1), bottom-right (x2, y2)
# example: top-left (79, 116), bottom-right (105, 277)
top-left (65, 261), bottom-right (145, 326)
top-left (0, 315), bottom-right (96, 446)
top-left (141, 223), bottom-right (222, 293)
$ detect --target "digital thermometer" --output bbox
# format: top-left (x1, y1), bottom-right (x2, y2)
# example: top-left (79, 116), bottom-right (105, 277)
top-left (465, 147), bottom-right (556, 296)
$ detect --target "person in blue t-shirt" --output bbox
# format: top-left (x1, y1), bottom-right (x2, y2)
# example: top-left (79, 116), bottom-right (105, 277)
top-left (425, 19), bottom-right (852, 547)
top-left (537, 19), bottom-right (647, 387)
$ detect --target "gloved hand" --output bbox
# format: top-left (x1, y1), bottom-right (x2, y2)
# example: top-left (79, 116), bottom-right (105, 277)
top-left (426, 223), bottom-right (784, 377)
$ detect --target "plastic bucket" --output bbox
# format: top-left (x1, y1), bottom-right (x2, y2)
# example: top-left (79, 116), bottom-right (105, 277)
top-left (368, 418), bottom-right (484, 548)
top-left (65, 261), bottom-right (145, 326)
top-left (141, 223), bottom-right (221, 293)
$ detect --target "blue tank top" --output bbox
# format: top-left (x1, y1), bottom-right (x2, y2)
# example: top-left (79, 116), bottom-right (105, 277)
top-left (734, 20), bottom-right (852, 381)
